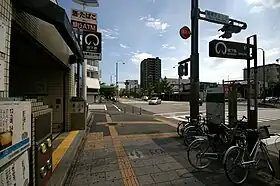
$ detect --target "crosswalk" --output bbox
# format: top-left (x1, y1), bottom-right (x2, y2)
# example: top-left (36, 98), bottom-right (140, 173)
top-left (162, 108), bottom-right (280, 125)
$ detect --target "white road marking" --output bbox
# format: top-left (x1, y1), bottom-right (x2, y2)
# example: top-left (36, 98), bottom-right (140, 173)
top-left (112, 104), bottom-right (122, 112)
top-left (104, 104), bottom-right (107, 111)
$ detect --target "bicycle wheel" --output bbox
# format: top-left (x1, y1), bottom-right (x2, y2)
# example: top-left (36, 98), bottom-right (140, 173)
top-left (183, 126), bottom-right (203, 146)
top-left (260, 142), bottom-right (275, 177)
top-left (187, 138), bottom-right (215, 169)
top-left (223, 146), bottom-right (249, 185)
top-left (177, 122), bottom-right (187, 137)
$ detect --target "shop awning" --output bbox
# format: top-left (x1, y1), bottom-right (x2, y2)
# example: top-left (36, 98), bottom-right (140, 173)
top-left (12, 0), bottom-right (82, 60)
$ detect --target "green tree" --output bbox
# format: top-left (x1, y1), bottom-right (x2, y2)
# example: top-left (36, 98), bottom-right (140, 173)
top-left (156, 77), bottom-right (172, 94)
top-left (100, 83), bottom-right (116, 99)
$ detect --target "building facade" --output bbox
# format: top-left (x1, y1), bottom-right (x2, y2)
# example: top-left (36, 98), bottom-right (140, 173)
top-left (243, 63), bottom-right (280, 84)
top-left (165, 78), bottom-right (190, 92)
top-left (140, 57), bottom-right (161, 90)
top-left (1, 0), bottom-right (86, 133)
top-left (125, 80), bottom-right (139, 89)
top-left (86, 60), bottom-right (100, 103)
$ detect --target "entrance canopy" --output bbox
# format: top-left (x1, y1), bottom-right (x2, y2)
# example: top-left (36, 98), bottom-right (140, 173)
top-left (13, 0), bottom-right (82, 60)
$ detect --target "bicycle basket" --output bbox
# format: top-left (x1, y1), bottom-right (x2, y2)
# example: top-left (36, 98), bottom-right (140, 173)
top-left (258, 126), bottom-right (270, 140)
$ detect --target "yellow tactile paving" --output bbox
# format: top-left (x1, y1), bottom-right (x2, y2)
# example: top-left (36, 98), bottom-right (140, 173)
top-left (113, 139), bottom-right (139, 186)
top-left (52, 130), bottom-right (79, 171)
top-left (105, 114), bottom-right (113, 122)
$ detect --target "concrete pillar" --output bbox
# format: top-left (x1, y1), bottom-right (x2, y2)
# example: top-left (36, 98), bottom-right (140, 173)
top-left (82, 59), bottom-right (87, 101)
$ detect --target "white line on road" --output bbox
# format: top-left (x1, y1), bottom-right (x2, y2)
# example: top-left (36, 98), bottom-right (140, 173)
top-left (113, 104), bottom-right (122, 112)
top-left (104, 104), bottom-right (107, 111)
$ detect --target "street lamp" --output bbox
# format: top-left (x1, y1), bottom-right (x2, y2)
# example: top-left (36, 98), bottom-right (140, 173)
top-left (116, 60), bottom-right (125, 101)
top-left (258, 48), bottom-right (266, 102)
top-left (110, 74), bottom-right (115, 84)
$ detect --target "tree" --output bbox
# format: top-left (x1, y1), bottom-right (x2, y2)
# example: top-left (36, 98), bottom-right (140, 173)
top-left (273, 81), bottom-right (280, 97)
top-left (156, 77), bottom-right (172, 94)
top-left (100, 83), bottom-right (116, 99)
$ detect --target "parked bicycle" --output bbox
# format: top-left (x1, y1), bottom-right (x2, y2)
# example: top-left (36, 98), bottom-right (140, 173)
top-left (186, 116), bottom-right (248, 169)
top-left (223, 125), bottom-right (275, 185)
top-left (176, 112), bottom-right (204, 137)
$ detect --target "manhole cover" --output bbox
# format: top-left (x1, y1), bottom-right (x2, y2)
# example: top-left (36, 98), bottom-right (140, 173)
top-left (108, 122), bottom-right (118, 125)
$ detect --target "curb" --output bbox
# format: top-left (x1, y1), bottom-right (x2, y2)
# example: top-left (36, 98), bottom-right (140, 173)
top-left (47, 113), bottom-right (94, 186)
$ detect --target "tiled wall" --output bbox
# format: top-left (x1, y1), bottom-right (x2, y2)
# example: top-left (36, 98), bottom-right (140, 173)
top-left (0, 0), bottom-right (12, 98)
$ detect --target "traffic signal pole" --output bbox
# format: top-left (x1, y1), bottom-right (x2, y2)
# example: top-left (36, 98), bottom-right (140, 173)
top-left (190, 0), bottom-right (200, 120)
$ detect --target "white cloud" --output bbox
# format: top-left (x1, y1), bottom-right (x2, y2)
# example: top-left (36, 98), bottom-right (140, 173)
top-left (131, 52), bottom-right (154, 64)
top-left (139, 15), bottom-right (170, 33)
top-left (266, 47), bottom-right (280, 57)
top-left (99, 27), bottom-right (119, 39)
top-left (249, 6), bottom-right (265, 13)
top-left (120, 44), bottom-right (129, 48)
top-left (247, 0), bottom-right (280, 11)
top-left (162, 44), bottom-right (176, 50)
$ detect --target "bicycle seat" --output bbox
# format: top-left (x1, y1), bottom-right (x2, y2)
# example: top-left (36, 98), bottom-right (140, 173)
top-left (207, 133), bottom-right (217, 139)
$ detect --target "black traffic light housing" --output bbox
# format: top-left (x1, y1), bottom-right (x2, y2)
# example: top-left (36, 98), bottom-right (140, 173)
top-left (125, 81), bottom-right (129, 86)
top-left (178, 63), bottom-right (188, 76)
top-left (218, 21), bottom-right (243, 39)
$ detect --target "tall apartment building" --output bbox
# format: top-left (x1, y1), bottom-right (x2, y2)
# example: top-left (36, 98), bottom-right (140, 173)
top-left (86, 60), bottom-right (100, 103)
top-left (140, 57), bottom-right (161, 90)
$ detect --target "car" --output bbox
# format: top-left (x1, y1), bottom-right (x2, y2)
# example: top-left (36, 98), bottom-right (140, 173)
top-left (148, 97), bottom-right (161, 105)
top-left (142, 96), bottom-right (149, 101)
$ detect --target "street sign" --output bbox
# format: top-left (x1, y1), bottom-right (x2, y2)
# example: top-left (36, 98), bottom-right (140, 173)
top-left (209, 39), bottom-right (250, 60)
top-left (179, 26), bottom-right (191, 39)
top-left (71, 9), bottom-right (97, 24)
top-left (204, 10), bottom-right (229, 24)
top-left (71, 20), bottom-right (97, 32)
top-left (82, 31), bottom-right (102, 60)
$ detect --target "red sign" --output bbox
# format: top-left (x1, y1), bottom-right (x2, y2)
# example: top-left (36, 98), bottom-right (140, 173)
top-left (179, 26), bottom-right (191, 39)
top-left (71, 20), bottom-right (97, 32)
top-left (71, 9), bottom-right (97, 24)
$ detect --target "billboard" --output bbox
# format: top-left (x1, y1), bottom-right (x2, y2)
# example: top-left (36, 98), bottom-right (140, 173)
top-left (72, 0), bottom-right (99, 7)
top-left (0, 101), bottom-right (31, 167)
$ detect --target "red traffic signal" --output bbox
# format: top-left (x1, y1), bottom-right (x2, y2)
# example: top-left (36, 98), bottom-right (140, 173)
top-left (179, 26), bottom-right (191, 39)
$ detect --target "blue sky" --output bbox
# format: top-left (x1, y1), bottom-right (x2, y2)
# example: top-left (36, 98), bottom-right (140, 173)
top-left (58, 0), bottom-right (280, 85)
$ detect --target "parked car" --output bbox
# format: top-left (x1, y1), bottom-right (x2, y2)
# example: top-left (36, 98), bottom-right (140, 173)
top-left (142, 96), bottom-right (149, 101)
top-left (148, 97), bottom-right (161, 105)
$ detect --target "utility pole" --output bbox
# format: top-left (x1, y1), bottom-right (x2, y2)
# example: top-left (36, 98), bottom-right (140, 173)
top-left (258, 48), bottom-right (266, 102)
top-left (190, 0), bottom-right (200, 120)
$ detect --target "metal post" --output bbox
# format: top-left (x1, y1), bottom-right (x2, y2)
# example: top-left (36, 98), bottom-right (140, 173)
top-left (76, 29), bottom-right (81, 97)
top-left (190, 0), bottom-right (200, 120)
top-left (253, 35), bottom-right (258, 125)
top-left (116, 62), bottom-right (119, 101)
top-left (178, 76), bottom-right (181, 101)
top-left (261, 49), bottom-right (266, 102)
top-left (246, 37), bottom-right (251, 127)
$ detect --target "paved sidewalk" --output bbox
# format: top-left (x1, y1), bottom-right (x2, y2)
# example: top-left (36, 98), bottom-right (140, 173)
top-left (65, 111), bottom-right (277, 186)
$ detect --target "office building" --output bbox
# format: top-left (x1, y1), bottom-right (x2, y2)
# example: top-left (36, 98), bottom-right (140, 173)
top-left (86, 60), bottom-right (100, 103)
top-left (140, 57), bottom-right (161, 90)
top-left (125, 80), bottom-right (139, 89)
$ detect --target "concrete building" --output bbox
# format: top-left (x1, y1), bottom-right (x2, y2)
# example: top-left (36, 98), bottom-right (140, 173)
top-left (165, 78), bottom-right (190, 92)
top-left (86, 60), bottom-right (100, 103)
top-left (1, 0), bottom-right (86, 133)
top-left (140, 57), bottom-right (161, 90)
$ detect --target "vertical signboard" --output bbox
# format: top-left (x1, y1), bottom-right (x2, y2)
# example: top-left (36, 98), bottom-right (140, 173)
top-left (82, 31), bottom-right (102, 60)
top-left (0, 101), bottom-right (31, 168)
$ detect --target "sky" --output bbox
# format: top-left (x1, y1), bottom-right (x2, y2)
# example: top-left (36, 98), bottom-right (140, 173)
top-left (58, 0), bottom-right (280, 85)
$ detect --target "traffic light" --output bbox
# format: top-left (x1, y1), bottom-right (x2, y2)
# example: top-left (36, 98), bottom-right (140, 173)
top-left (218, 22), bottom-right (242, 39)
top-left (178, 63), bottom-right (188, 76)
top-left (184, 63), bottom-right (188, 76)
top-left (178, 65), bottom-right (184, 76)
top-left (125, 81), bottom-right (129, 86)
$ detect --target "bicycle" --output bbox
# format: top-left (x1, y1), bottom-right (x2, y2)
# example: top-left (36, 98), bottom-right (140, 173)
top-left (176, 112), bottom-right (204, 137)
top-left (223, 125), bottom-right (275, 185)
top-left (186, 116), bottom-right (248, 169)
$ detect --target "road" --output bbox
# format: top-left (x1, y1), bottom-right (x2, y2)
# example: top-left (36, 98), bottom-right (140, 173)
top-left (63, 102), bottom-right (278, 186)
top-left (118, 99), bottom-right (280, 125)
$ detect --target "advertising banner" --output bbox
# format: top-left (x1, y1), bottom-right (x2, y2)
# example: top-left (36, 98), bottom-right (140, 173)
top-left (0, 101), bottom-right (31, 167)
top-left (82, 31), bottom-right (102, 60)
top-left (71, 9), bottom-right (97, 24)
top-left (0, 151), bottom-right (29, 186)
